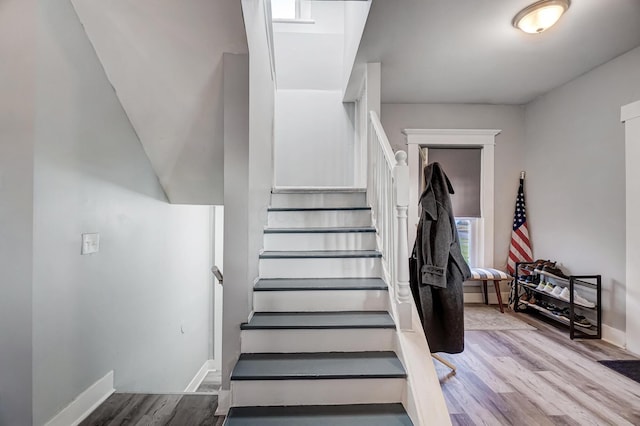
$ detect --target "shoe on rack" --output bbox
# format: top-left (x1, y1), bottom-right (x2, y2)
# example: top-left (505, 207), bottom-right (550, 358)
top-left (536, 261), bottom-right (556, 272)
top-left (574, 314), bottom-right (592, 327)
top-left (544, 283), bottom-right (555, 293)
top-left (528, 296), bottom-right (537, 305)
top-left (559, 307), bottom-right (571, 320)
top-left (542, 264), bottom-right (570, 280)
top-left (520, 293), bottom-right (530, 304)
top-left (522, 259), bottom-right (544, 272)
top-left (573, 291), bottom-right (595, 308)
top-left (559, 287), bottom-right (571, 302)
top-left (551, 286), bottom-right (564, 297)
top-left (535, 281), bottom-right (546, 291)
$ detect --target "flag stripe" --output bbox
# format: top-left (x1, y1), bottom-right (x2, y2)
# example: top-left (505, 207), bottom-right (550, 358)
top-left (513, 230), bottom-right (533, 259)
top-left (506, 177), bottom-right (533, 275)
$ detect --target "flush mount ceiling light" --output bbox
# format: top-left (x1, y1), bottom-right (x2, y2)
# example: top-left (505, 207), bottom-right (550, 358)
top-left (513, 0), bottom-right (570, 34)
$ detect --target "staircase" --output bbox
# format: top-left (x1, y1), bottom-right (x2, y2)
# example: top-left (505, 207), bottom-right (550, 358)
top-left (224, 188), bottom-right (414, 425)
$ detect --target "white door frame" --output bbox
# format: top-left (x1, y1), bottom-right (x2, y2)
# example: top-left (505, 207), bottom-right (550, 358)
top-left (622, 100), bottom-right (640, 354)
top-left (403, 129), bottom-right (500, 268)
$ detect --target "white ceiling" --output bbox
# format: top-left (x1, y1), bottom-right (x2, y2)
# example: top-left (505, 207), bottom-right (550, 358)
top-left (354, 0), bottom-right (640, 104)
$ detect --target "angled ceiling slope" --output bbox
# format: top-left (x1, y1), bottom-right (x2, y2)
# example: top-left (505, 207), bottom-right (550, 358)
top-left (350, 0), bottom-right (640, 104)
top-left (71, 0), bottom-right (248, 204)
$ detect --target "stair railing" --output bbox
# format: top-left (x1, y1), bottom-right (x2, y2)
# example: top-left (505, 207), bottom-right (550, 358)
top-left (367, 111), bottom-right (412, 330)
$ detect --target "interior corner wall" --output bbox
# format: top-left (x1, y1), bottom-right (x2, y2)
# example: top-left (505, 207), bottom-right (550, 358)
top-left (223, 0), bottom-right (274, 390)
top-left (272, 2), bottom-right (355, 188)
top-left (523, 45), bottom-right (640, 333)
top-left (0, 1), bottom-right (36, 424)
top-left (32, 1), bottom-right (213, 424)
top-left (221, 52), bottom-right (250, 390)
top-left (380, 103), bottom-right (526, 271)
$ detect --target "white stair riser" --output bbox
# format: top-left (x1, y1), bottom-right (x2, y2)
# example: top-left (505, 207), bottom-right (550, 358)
top-left (267, 210), bottom-right (371, 228)
top-left (230, 378), bottom-right (404, 407)
top-left (259, 257), bottom-right (382, 279)
top-left (270, 192), bottom-right (367, 208)
top-left (241, 329), bottom-right (396, 353)
top-left (253, 290), bottom-right (389, 312)
top-left (263, 232), bottom-right (377, 251)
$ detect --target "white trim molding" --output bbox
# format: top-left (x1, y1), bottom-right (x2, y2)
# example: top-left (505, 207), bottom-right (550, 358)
top-left (216, 390), bottom-right (231, 415)
top-left (621, 99), bottom-right (640, 122)
top-left (602, 324), bottom-right (626, 349)
top-left (623, 99), bottom-right (640, 356)
top-left (184, 359), bottom-right (218, 392)
top-left (44, 371), bottom-right (115, 426)
top-left (403, 128), bottom-right (501, 267)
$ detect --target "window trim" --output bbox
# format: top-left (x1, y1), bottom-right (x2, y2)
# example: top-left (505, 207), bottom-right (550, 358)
top-left (403, 129), bottom-right (501, 268)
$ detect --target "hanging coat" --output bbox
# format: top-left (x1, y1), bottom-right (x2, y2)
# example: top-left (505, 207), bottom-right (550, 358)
top-left (410, 162), bottom-right (471, 354)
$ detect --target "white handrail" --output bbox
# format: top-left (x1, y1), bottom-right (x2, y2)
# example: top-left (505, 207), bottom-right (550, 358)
top-left (367, 111), bottom-right (412, 330)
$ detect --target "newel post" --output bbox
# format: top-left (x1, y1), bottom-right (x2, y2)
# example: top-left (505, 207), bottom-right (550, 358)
top-left (394, 151), bottom-right (412, 330)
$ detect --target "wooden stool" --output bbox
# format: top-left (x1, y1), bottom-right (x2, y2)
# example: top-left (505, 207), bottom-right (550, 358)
top-left (468, 268), bottom-right (511, 313)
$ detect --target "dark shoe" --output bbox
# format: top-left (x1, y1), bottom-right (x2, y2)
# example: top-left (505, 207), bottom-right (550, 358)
top-left (536, 261), bottom-right (556, 272)
top-left (523, 259), bottom-right (545, 272)
top-left (542, 264), bottom-right (569, 280)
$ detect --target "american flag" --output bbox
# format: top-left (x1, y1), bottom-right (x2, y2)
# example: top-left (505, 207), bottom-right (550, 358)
top-left (507, 175), bottom-right (533, 275)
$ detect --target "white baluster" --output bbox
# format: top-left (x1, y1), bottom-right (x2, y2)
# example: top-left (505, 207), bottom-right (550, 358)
top-left (394, 151), bottom-right (412, 330)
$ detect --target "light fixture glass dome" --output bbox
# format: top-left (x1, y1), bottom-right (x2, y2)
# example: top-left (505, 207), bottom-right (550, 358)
top-left (513, 0), bottom-right (570, 34)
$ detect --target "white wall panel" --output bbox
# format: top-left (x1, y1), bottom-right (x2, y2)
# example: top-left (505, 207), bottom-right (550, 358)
top-left (275, 90), bottom-right (355, 187)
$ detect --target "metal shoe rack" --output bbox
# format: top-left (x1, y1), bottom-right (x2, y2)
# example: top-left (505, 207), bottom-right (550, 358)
top-left (514, 262), bottom-right (601, 340)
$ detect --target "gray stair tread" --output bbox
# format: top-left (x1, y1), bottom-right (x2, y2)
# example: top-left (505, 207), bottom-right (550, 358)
top-left (264, 226), bottom-right (375, 234)
top-left (241, 312), bottom-right (395, 330)
top-left (225, 404), bottom-right (412, 426)
top-left (230, 352), bottom-right (406, 380)
top-left (268, 207), bottom-right (371, 211)
top-left (254, 278), bottom-right (388, 291)
top-left (260, 250), bottom-right (381, 259)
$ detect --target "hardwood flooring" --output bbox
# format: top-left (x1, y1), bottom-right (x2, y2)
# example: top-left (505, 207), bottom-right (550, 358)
top-left (82, 308), bottom-right (640, 425)
top-left (80, 393), bottom-right (224, 426)
top-left (434, 308), bottom-right (640, 426)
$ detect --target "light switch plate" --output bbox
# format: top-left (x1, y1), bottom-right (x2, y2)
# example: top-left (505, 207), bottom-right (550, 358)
top-left (81, 233), bottom-right (100, 255)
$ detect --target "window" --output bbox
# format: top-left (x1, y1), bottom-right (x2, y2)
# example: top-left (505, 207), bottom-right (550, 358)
top-left (272, 0), bottom-right (297, 20)
top-left (271, 0), bottom-right (311, 22)
top-left (455, 218), bottom-right (479, 267)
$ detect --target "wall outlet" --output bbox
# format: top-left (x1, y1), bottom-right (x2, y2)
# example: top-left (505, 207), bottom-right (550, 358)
top-left (81, 233), bottom-right (100, 255)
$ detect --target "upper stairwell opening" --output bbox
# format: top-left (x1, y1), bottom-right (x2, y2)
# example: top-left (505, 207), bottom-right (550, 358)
top-left (272, 0), bottom-right (371, 188)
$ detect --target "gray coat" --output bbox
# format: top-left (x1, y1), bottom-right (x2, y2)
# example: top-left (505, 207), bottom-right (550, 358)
top-left (410, 162), bottom-right (471, 354)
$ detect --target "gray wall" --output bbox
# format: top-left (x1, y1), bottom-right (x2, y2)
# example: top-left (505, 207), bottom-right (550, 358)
top-left (28, 1), bottom-right (213, 424)
top-left (381, 104), bottom-right (526, 269)
top-left (524, 45), bottom-right (640, 332)
top-left (222, 0), bottom-right (275, 389)
top-left (0, 1), bottom-right (35, 424)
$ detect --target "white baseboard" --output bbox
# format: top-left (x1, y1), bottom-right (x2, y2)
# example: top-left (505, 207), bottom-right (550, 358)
top-left (44, 370), bottom-right (114, 426)
top-left (216, 390), bottom-right (230, 415)
top-left (184, 359), bottom-right (217, 392)
top-left (602, 324), bottom-right (625, 348)
top-left (464, 292), bottom-right (510, 305)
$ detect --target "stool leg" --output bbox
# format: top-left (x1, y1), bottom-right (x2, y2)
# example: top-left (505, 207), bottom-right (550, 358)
top-left (483, 280), bottom-right (488, 305)
top-left (494, 280), bottom-right (504, 313)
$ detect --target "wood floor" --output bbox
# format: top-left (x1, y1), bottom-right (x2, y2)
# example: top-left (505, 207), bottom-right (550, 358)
top-left (434, 308), bottom-right (640, 426)
top-left (80, 393), bottom-right (224, 426)
top-left (81, 308), bottom-right (640, 426)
